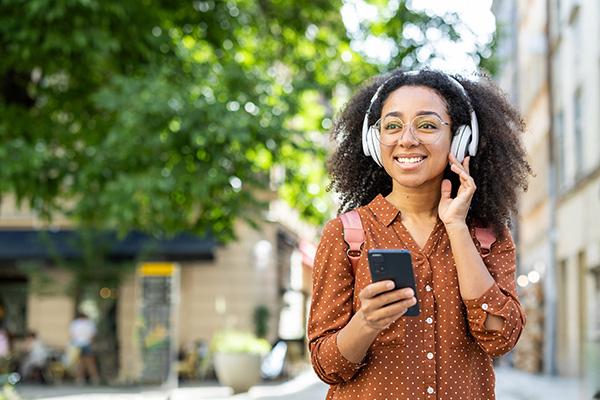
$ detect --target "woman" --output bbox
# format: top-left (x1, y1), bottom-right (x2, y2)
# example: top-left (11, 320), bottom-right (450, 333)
top-left (69, 312), bottom-right (100, 385)
top-left (308, 69), bottom-right (531, 399)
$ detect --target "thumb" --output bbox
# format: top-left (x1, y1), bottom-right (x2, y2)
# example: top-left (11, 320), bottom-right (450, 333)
top-left (440, 179), bottom-right (452, 200)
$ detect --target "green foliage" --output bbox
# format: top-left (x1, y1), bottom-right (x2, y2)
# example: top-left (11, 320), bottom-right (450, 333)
top-left (0, 0), bottom-right (496, 242)
top-left (210, 329), bottom-right (271, 355)
top-left (253, 304), bottom-right (270, 338)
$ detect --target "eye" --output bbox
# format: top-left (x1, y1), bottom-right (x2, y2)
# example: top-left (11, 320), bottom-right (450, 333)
top-left (415, 119), bottom-right (440, 130)
top-left (384, 121), bottom-right (403, 131)
top-left (419, 122), bottom-right (436, 129)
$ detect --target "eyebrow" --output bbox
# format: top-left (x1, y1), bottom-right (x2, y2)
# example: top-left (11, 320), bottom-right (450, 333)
top-left (383, 110), bottom-right (444, 119)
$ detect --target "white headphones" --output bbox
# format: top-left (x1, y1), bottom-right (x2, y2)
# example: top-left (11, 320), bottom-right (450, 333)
top-left (361, 71), bottom-right (479, 167)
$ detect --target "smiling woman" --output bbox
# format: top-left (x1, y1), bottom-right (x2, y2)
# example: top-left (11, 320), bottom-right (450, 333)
top-left (308, 68), bottom-right (532, 400)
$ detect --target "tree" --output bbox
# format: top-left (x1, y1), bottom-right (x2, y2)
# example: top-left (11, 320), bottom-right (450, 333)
top-left (0, 0), bottom-right (495, 242)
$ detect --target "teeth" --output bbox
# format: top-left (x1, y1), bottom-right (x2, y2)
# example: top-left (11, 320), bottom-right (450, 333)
top-left (396, 157), bottom-right (424, 164)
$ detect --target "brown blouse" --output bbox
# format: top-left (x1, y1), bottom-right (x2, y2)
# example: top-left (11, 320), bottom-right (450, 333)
top-left (308, 194), bottom-right (525, 399)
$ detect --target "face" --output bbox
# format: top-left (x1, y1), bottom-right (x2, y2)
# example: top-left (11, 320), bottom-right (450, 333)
top-left (378, 85), bottom-right (452, 189)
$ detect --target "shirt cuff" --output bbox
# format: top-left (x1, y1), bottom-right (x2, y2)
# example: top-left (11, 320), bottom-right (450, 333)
top-left (317, 331), bottom-right (366, 381)
top-left (463, 283), bottom-right (516, 340)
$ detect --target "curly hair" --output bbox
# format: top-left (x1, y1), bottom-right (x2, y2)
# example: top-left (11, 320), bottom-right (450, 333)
top-left (327, 68), bottom-right (532, 237)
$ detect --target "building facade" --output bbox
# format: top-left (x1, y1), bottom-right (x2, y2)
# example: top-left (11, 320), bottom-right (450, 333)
top-left (0, 193), bottom-right (316, 382)
top-left (493, 0), bottom-right (600, 391)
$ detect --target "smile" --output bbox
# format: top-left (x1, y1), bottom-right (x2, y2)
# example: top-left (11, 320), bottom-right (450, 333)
top-left (394, 156), bottom-right (426, 164)
top-left (392, 155), bottom-right (427, 171)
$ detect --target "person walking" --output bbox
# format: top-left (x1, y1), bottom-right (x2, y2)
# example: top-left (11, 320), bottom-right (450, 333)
top-left (69, 312), bottom-right (100, 385)
top-left (308, 69), bottom-right (531, 399)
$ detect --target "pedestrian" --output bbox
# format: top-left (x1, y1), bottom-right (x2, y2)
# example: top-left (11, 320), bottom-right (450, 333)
top-left (19, 331), bottom-right (49, 381)
top-left (308, 68), bottom-right (531, 399)
top-left (69, 311), bottom-right (100, 385)
top-left (0, 322), bottom-right (10, 374)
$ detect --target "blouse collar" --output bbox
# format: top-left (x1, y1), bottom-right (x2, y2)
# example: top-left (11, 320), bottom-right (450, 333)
top-left (367, 194), bottom-right (401, 227)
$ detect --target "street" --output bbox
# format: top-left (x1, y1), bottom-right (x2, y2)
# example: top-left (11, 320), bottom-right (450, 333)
top-left (16, 366), bottom-right (591, 400)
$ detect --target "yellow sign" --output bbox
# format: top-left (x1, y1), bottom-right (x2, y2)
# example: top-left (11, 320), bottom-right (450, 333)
top-left (139, 262), bottom-right (176, 276)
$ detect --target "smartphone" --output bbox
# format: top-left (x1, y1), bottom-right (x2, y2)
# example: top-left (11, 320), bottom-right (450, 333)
top-left (367, 249), bottom-right (420, 317)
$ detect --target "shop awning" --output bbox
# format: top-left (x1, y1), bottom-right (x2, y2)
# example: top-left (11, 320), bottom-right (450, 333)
top-left (0, 229), bottom-right (216, 261)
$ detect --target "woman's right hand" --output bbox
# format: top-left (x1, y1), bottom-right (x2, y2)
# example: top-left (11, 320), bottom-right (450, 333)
top-left (357, 281), bottom-right (417, 334)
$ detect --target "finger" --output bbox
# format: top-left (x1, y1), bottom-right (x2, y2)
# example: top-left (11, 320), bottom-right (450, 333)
top-left (450, 162), bottom-right (474, 183)
top-left (372, 288), bottom-right (414, 308)
top-left (448, 152), bottom-right (462, 168)
top-left (455, 169), bottom-right (476, 191)
top-left (369, 297), bottom-right (417, 321)
top-left (440, 179), bottom-right (452, 199)
top-left (361, 281), bottom-right (395, 299)
top-left (450, 162), bottom-right (469, 178)
top-left (463, 156), bottom-right (471, 175)
top-left (449, 154), bottom-right (472, 179)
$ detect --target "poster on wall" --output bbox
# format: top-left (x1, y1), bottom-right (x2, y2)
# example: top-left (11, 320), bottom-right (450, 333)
top-left (138, 262), bottom-right (179, 386)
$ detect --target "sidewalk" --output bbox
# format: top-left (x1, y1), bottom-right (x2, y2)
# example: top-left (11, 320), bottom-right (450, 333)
top-left (16, 367), bottom-right (589, 400)
top-left (494, 366), bottom-right (590, 400)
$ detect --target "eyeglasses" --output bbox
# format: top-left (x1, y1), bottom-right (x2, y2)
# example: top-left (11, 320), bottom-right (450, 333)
top-left (374, 114), bottom-right (450, 145)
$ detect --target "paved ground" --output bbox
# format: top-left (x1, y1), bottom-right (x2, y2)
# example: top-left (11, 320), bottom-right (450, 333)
top-left (14, 366), bottom-right (593, 400)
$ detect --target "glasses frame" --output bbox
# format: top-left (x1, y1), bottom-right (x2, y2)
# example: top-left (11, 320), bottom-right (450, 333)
top-left (373, 115), bottom-right (451, 146)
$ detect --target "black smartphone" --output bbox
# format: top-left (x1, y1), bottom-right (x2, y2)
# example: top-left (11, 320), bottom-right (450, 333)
top-left (367, 249), bottom-right (420, 317)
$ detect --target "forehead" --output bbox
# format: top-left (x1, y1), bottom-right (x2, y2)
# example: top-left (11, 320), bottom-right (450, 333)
top-left (380, 85), bottom-right (448, 117)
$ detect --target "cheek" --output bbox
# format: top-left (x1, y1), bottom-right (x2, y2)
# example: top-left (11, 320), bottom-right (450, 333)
top-left (430, 137), bottom-right (452, 165)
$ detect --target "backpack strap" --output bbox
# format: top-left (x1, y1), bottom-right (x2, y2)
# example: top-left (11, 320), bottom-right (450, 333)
top-left (340, 210), bottom-right (496, 271)
top-left (339, 210), bottom-right (365, 274)
top-left (474, 227), bottom-right (496, 258)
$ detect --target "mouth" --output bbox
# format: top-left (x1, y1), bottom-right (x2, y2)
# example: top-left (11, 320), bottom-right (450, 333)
top-left (393, 155), bottom-right (427, 167)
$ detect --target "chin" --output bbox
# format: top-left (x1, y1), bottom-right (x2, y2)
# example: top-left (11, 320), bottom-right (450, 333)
top-left (391, 176), bottom-right (430, 189)
top-left (384, 166), bottom-right (446, 190)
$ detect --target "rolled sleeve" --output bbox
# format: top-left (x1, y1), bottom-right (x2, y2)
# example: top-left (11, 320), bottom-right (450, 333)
top-left (310, 332), bottom-right (366, 384)
top-left (464, 283), bottom-right (521, 340)
top-left (307, 218), bottom-right (365, 384)
top-left (463, 227), bottom-right (526, 357)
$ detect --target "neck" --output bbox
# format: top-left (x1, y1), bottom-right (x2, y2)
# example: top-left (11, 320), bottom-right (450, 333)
top-left (385, 180), bottom-right (441, 221)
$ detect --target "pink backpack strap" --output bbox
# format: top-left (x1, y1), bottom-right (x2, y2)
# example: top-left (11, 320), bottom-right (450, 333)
top-left (474, 227), bottom-right (496, 258)
top-left (339, 210), bottom-right (365, 274)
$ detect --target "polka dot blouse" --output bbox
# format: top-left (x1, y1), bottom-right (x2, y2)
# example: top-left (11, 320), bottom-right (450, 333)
top-left (307, 194), bottom-right (526, 399)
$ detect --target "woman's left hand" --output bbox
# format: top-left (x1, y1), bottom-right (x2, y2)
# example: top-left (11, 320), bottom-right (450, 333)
top-left (438, 154), bottom-right (476, 229)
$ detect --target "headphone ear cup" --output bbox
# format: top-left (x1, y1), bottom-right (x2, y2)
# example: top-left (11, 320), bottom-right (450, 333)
top-left (451, 125), bottom-right (471, 163)
top-left (367, 126), bottom-right (383, 167)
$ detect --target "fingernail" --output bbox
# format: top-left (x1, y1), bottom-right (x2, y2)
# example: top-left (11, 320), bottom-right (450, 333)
top-left (406, 288), bottom-right (414, 296)
top-left (387, 281), bottom-right (395, 290)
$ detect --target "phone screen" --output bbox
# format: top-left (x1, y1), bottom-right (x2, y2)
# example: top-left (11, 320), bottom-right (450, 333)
top-left (367, 249), bottom-right (420, 317)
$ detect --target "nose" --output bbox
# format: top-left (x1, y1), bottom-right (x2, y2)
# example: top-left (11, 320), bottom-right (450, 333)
top-left (396, 125), bottom-right (420, 147)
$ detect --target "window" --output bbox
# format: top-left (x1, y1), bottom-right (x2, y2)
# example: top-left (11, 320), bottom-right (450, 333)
top-left (551, 0), bottom-right (562, 40)
top-left (554, 110), bottom-right (566, 190)
top-left (571, 14), bottom-right (583, 84)
top-left (574, 88), bottom-right (584, 178)
top-left (591, 265), bottom-right (600, 339)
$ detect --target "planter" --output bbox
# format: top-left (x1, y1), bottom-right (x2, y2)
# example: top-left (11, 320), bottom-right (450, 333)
top-left (213, 352), bottom-right (262, 393)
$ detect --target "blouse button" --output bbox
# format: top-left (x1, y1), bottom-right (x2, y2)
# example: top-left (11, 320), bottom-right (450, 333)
top-left (426, 317), bottom-right (433, 324)
top-left (425, 284), bottom-right (432, 292)
top-left (482, 303), bottom-right (489, 311)
top-left (426, 352), bottom-right (434, 360)
top-left (427, 386), bottom-right (435, 394)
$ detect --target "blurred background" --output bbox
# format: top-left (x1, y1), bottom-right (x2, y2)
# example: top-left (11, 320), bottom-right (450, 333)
top-left (0, 0), bottom-right (597, 399)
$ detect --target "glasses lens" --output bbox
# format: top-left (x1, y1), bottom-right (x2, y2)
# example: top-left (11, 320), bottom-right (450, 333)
top-left (411, 115), bottom-right (445, 144)
top-left (377, 117), bottom-right (404, 145)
